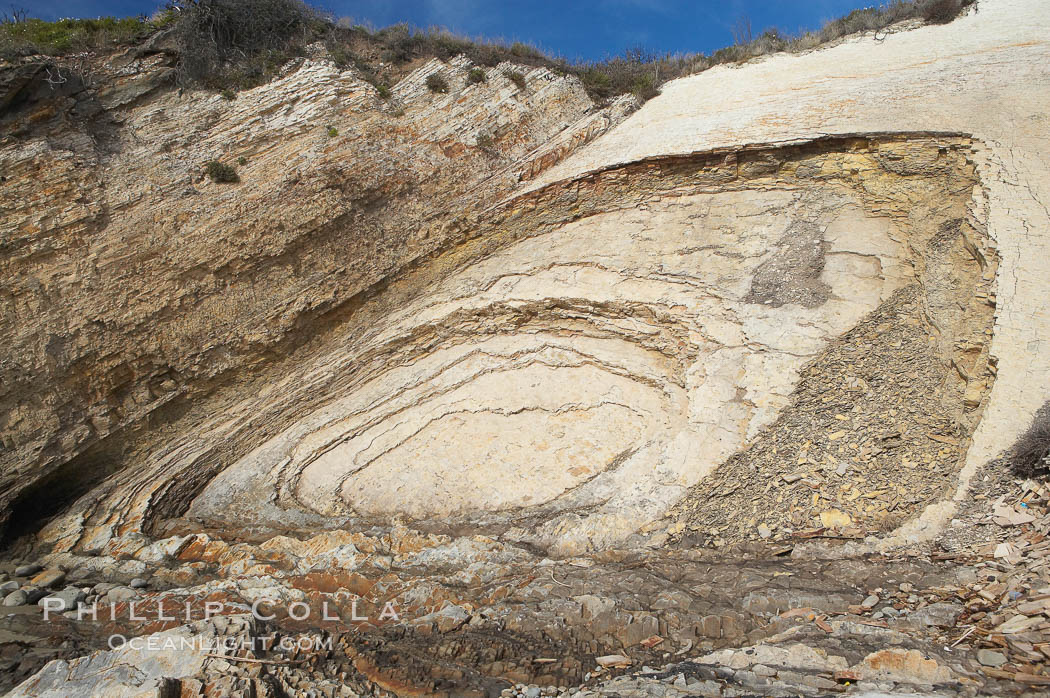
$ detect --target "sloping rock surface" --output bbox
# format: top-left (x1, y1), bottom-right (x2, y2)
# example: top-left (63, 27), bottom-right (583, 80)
top-left (1, 0), bottom-right (1049, 696)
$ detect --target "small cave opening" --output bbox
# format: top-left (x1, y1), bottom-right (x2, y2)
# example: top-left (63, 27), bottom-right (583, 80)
top-left (0, 447), bottom-right (119, 552)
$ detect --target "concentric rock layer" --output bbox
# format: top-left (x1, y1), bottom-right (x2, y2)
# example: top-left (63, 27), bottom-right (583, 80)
top-left (30, 135), bottom-right (993, 556)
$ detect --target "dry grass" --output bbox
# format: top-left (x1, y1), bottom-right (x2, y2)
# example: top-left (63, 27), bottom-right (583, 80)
top-left (170, 0), bottom-right (324, 89)
top-left (505, 70), bottom-right (527, 91)
top-left (4, 0), bottom-right (977, 105)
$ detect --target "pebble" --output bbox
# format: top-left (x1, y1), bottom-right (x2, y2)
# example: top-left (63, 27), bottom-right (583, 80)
top-left (899, 582), bottom-right (914, 592)
top-left (0, 580), bottom-right (19, 593)
top-left (976, 649), bottom-right (1007, 667)
top-left (14, 564), bottom-right (42, 577)
top-left (861, 594), bottom-right (879, 609)
top-left (129, 577), bottom-right (149, 589)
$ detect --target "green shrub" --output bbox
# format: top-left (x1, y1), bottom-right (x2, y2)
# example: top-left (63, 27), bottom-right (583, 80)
top-left (325, 41), bottom-right (354, 68)
top-left (221, 89), bottom-right (236, 101)
top-left (425, 73), bottom-right (449, 93)
top-left (471, 43), bottom-right (505, 67)
top-left (505, 70), bottom-right (526, 91)
top-left (468, 67), bottom-right (486, 85)
top-left (205, 160), bottom-right (239, 183)
top-left (510, 41), bottom-right (541, 59)
top-left (237, 155), bottom-right (248, 165)
top-left (374, 83), bottom-right (392, 99)
top-left (431, 31), bottom-right (472, 59)
top-left (631, 73), bottom-right (659, 102)
top-left (375, 23), bottom-right (416, 63)
top-left (749, 29), bottom-right (788, 57)
top-left (326, 125), bottom-right (338, 137)
top-left (578, 68), bottom-right (611, 100)
top-left (709, 45), bottom-right (743, 64)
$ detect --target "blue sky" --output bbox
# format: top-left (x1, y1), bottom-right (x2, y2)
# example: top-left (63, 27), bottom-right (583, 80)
top-left (32, 1), bottom-right (882, 61)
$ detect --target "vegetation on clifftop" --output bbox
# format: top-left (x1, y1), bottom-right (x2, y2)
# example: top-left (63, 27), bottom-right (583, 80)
top-left (1, 0), bottom-right (976, 105)
top-left (0, 11), bottom-right (173, 55)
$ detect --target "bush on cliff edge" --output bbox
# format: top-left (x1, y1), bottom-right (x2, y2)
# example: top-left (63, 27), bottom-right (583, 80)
top-left (1010, 402), bottom-right (1050, 479)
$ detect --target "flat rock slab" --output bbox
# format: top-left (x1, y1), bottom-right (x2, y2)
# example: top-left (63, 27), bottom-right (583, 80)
top-left (27, 571), bottom-right (64, 590)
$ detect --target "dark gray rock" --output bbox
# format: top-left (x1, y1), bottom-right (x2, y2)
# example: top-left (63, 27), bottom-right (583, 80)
top-left (22, 586), bottom-right (48, 604)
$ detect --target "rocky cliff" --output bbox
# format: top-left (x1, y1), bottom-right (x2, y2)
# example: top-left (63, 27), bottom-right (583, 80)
top-left (1, 0), bottom-right (1049, 696)
top-left (0, 47), bottom-right (632, 539)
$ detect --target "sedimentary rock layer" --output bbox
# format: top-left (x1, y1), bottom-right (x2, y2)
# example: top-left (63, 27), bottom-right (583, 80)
top-left (28, 134), bottom-right (994, 558)
top-left (530, 0), bottom-right (1050, 544)
top-left (0, 53), bottom-right (627, 538)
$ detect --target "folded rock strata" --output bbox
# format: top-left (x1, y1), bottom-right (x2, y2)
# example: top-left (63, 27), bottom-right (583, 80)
top-left (1, 0), bottom-right (1049, 695)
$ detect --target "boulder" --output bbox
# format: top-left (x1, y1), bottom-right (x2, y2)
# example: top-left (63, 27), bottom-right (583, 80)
top-left (22, 587), bottom-right (48, 604)
top-left (39, 587), bottom-right (87, 614)
top-left (28, 569), bottom-right (65, 589)
top-left (105, 586), bottom-right (138, 604)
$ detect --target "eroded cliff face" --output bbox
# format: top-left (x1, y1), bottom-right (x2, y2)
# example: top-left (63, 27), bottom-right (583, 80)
top-left (51, 135), bottom-right (993, 561)
top-left (1, 1), bottom-right (1049, 696)
top-left (0, 50), bottom-right (631, 538)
